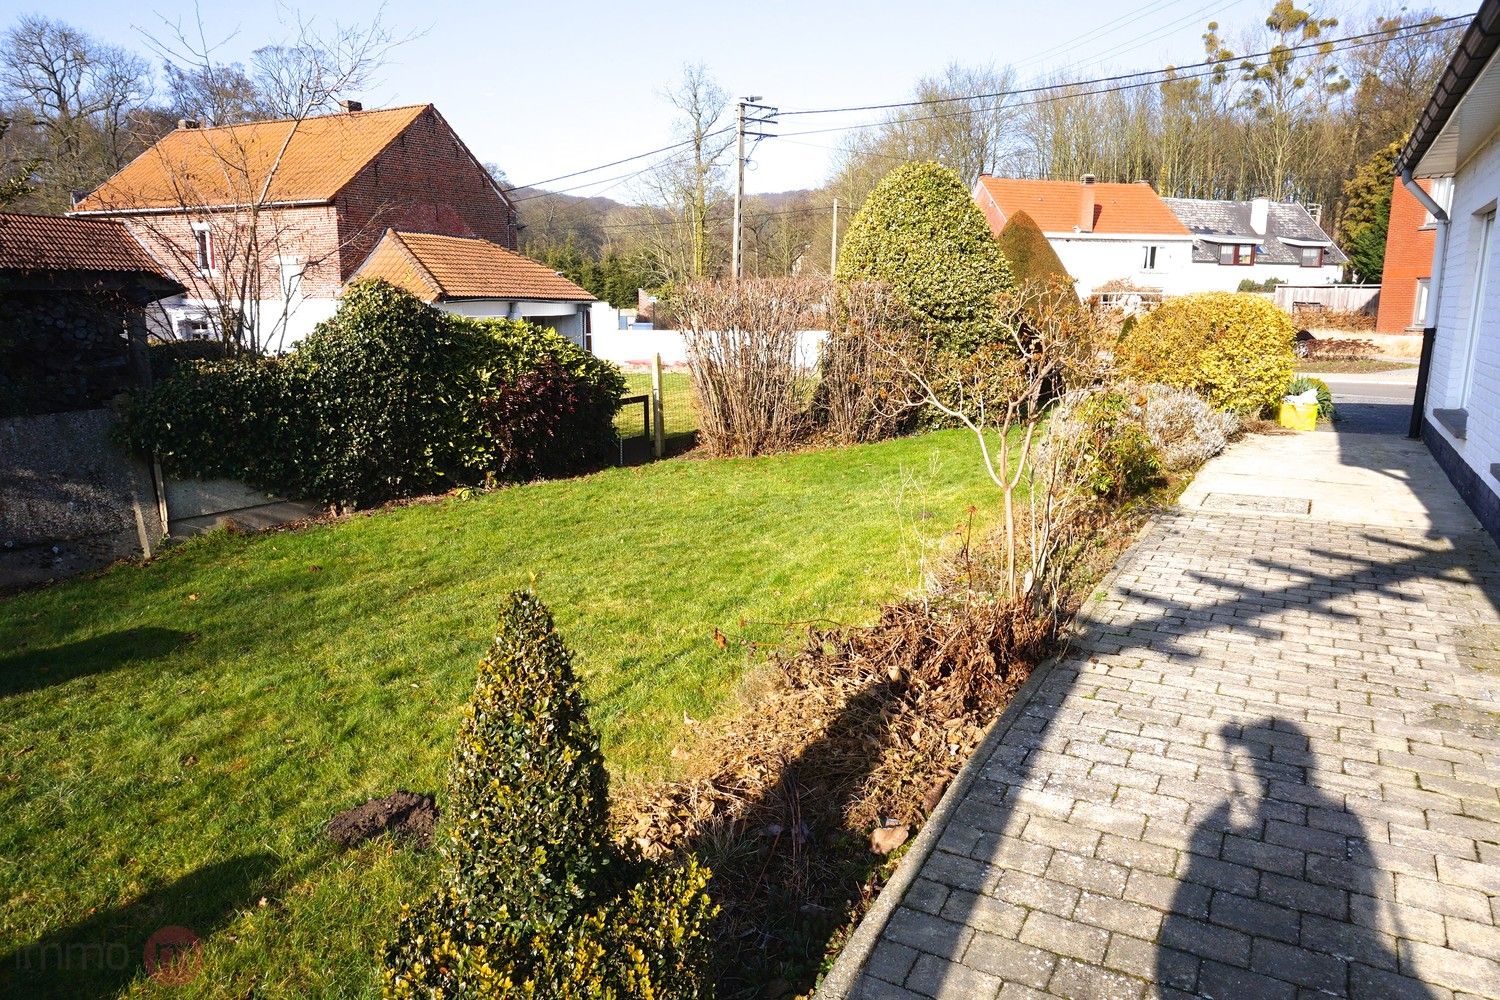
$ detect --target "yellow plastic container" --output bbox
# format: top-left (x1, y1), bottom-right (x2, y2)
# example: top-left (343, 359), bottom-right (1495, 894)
top-left (1278, 401), bottom-right (1319, 431)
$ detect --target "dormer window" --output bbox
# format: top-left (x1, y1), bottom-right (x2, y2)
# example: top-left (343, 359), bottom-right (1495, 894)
top-left (1299, 246), bottom-right (1324, 268)
top-left (1218, 243), bottom-right (1255, 266)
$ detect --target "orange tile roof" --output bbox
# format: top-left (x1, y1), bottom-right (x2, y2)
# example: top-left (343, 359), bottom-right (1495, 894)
top-left (73, 105), bottom-right (431, 212)
top-left (353, 230), bottom-right (595, 302)
top-left (977, 177), bottom-right (1190, 236)
top-left (0, 211), bottom-right (173, 275)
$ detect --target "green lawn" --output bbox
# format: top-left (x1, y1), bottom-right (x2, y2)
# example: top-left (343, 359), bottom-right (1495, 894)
top-left (0, 430), bottom-right (993, 998)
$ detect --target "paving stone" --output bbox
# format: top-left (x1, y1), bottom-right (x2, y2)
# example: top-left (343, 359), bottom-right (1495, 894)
top-left (961, 933), bottom-right (1056, 991)
top-left (838, 489), bottom-right (1500, 1000)
top-left (1045, 958), bottom-right (1146, 1000)
top-left (1017, 910), bottom-right (1109, 964)
top-left (904, 952), bottom-right (1002, 999)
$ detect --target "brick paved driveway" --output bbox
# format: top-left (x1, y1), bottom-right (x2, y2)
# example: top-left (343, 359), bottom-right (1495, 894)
top-left (824, 427), bottom-right (1500, 999)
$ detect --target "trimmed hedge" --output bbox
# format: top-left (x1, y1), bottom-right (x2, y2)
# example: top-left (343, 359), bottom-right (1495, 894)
top-left (836, 162), bottom-right (1013, 355)
top-left (996, 210), bottom-right (1073, 291)
top-left (382, 592), bottom-right (716, 999)
top-left (123, 281), bottom-right (626, 507)
top-left (1116, 292), bottom-right (1295, 414)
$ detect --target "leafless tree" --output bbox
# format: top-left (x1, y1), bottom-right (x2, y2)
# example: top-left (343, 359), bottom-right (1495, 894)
top-left (120, 6), bottom-right (408, 353)
top-left (639, 64), bottom-right (733, 282)
top-left (0, 15), bottom-right (153, 212)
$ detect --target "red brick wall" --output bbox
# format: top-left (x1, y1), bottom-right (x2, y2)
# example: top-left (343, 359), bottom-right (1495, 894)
top-left (125, 205), bottom-right (344, 301)
top-left (1376, 178), bottom-right (1437, 333)
top-left (335, 107), bottom-right (516, 280)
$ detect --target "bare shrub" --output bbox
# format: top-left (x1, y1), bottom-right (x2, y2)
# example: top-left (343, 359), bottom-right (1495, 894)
top-left (1302, 334), bottom-right (1378, 361)
top-left (678, 277), bottom-right (825, 456)
top-left (815, 281), bottom-right (915, 445)
top-left (1293, 307), bottom-right (1375, 332)
top-left (878, 276), bottom-right (1112, 621)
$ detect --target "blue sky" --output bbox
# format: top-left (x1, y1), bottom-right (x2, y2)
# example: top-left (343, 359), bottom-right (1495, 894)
top-left (27, 0), bottom-right (1478, 197)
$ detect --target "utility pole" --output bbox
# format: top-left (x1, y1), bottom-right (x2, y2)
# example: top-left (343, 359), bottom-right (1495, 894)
top-left (830, 198), bottom-right (839, 274)
top-left (731, 96), bottom-right (778, 281)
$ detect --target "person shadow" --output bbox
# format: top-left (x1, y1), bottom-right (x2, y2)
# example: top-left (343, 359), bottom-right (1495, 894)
top-left (1157, 718), bottom-right (1440, 999)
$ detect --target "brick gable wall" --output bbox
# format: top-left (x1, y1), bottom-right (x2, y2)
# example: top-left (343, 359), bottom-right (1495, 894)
top-left (334, 107), bottom-right (516, 281)
top-left (1376, 178), bottom-right (1438, 332)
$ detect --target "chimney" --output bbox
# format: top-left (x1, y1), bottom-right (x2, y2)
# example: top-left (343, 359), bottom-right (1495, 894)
top-left (177, 118), bottom-right (201, 130)
top-left (1077, 173), bottom-right (1097, 233)
top-left (338, 99), bottom-right (363, 114)
top-left (1249, 197), bottom-right (1269, 236)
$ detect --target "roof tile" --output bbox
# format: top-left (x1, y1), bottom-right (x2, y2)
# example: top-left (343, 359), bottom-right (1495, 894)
top-left (977, 177), bottom-right (1190, 236)
top-left (0, 211), bottom-right (171, 275)
top-left (355, 230), bottom-right (594, 302)
top-left (73, 105), bottom-right (430, 212)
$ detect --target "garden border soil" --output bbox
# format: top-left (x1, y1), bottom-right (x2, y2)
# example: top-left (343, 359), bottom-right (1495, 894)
top-left (811, 525), bottom-right (1149, 999)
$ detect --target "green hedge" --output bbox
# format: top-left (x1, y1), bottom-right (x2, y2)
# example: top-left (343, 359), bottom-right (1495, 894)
top-left (123, 281), bottom-right (626, 507)
top-left (836, 162), bottom-right (1013, 355)
top-left (1116, 292), bottom-right (1295, 414)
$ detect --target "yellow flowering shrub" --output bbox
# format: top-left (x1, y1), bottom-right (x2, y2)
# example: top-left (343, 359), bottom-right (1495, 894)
top-left (1116, 292), bottom-right (1295, 414)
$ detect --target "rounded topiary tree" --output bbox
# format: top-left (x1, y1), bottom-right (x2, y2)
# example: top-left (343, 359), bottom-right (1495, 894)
top-left (835, 162), bottom-right (1013, 355)
top-left (1116, 292), bottom-right (1296, 414)
top-left (996, 210), bottom-right (1073, 291)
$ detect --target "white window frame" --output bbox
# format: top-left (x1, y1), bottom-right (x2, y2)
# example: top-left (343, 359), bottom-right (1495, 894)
top-left (1412, 277), bottom-right (1430, 328)
top-left (1458, 208), bottom-right (1494, 409)
top-left (1298, 246), bottom-right (1323, 268)
top-left (191, 222), bottom-right (215, 275)
top-left (1422, 177), bottom-right (1455, 228)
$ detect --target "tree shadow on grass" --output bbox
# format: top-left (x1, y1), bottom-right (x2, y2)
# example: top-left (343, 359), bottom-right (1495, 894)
top-left (0, 852), bottom-right (277, 999)
top-left (0, 627), bottom-right (190, 698)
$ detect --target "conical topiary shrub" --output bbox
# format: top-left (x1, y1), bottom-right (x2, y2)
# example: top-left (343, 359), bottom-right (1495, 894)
top-left (382, 592), bottom-right (715, 999)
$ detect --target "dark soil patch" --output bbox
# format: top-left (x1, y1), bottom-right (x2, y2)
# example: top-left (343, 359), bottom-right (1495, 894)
top-left (328, 790), bottom-right (438, 849)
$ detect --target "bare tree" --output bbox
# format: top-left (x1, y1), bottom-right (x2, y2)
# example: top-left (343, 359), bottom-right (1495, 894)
top-left (0, 15), bottom-right (152, 212)
top-left (640, 64), bottom-right (732, 282)
top-left (121, 7), bottom-right (407, 353)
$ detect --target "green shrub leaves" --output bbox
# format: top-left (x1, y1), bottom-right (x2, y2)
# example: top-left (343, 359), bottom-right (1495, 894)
top-left (123, 281), bottom-right (626, 507)
top-left (835, 162), bottom-right (1013, 356)
top-left (381, 592), bottom-right (716, 999)
top-left (1116, 292), bottom-right (1296, 414)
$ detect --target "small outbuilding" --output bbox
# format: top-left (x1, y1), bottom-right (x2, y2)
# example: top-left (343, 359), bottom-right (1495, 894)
top-left (352, 229), bottom-right (598, 345)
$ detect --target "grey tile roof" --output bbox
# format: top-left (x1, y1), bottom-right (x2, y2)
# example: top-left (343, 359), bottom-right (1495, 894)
top-left (1162, 198), bottom-right (1348, 266)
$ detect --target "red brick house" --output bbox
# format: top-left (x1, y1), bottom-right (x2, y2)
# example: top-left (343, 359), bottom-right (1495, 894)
top-left (70, 102), bottom-right (523, 351)
top-left (1375, 176), bottom-right (1447, 332)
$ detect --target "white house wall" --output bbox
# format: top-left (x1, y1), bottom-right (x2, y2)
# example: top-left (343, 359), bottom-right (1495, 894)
top-left (1048, 236), bottom-right (1195, 299)
top-left (1426, 125), bottom-right (1500, 510)
top-left (1047, 235), bottom-right (1342, 298)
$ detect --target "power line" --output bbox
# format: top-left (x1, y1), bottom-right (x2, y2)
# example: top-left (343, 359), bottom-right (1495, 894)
top-left (504, 126), bottom-right (734, 194)
top-left (771, 17), bottom-right (1465, 143)
top-left (777, 14), bottom-right (1467, 119)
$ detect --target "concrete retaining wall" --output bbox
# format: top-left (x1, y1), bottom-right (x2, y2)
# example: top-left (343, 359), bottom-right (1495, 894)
top-left (0, 408), bottom-right (162, 588)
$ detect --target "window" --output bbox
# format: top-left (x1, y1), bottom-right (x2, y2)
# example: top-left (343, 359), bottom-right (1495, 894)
top-left (278, 256), bottom-right (304, 300)
top-left (1422, 177), bottom-right (1455, 227)
top-left (1141, 245), bottom-right (1159, 270)
top-left (1412, 278), bottom-right (1430, 327)
top-left (1299, 246), bottom-right (1324, 268)
top-left (192, 224), bottom-right (213, 272)
top-left (1218, 243), bottom-right (1255, 266)
top-left (1458, 209), bottom-right (1495, 409)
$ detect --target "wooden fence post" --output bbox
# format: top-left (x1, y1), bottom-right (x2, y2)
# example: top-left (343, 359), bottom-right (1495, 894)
top-left (651, 353), bottom-right (666, 458)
